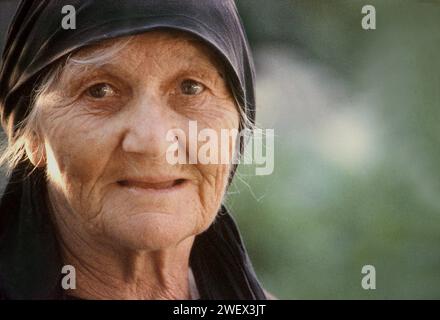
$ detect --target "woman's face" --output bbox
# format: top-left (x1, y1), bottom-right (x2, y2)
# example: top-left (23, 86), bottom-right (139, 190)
top-left (32, 31), bottom-right (239, 251)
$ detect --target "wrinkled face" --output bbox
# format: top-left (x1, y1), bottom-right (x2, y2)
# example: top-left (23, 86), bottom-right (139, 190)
top-left (31, 31), bottom-right (239, 250)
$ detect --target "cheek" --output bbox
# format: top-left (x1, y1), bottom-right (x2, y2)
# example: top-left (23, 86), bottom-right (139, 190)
top-left (187, 100), bottom-right (239, 214)
top-left (197, 163), bottom-right (231, 213)
top-left (192, 98), bottom-right (240, 131)
top-left (42, 109), bottom-right (120, 205)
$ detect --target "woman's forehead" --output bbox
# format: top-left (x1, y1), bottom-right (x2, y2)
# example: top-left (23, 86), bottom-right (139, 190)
top-left (71, 30), bottom-right (224, 72)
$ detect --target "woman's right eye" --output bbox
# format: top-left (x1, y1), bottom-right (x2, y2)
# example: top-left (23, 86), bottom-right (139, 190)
top-left (86, 83), bottom-right (116, 99)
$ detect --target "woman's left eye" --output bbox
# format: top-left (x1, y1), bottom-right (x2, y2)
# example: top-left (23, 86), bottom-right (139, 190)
top-left (180, 79), bottom-right (205, 96)
top-left (86, 83), bottom-right (116, 99)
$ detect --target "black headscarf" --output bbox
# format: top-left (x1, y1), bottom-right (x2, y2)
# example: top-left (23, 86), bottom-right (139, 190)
top-left (0, 0), bottom-right (265, 300)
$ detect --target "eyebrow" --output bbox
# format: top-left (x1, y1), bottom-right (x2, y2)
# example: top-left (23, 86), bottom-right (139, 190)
top-left (62, 62), bottom-right (129, 82)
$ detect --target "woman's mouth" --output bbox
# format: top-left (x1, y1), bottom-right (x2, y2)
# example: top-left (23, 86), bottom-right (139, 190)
top-left (117, 178), bottom-right (187, 194)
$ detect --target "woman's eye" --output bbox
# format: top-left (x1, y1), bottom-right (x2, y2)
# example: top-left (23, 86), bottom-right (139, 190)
top-left (180, 79), bottom-right (205, 96)
top-left (86, 83), bottom-right (116, 99)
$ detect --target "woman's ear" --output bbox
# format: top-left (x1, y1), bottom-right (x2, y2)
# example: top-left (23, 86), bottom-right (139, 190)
top-left (25, 131), bottom-right (46, 168)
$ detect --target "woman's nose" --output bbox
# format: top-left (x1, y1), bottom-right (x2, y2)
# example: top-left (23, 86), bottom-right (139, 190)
top-left (121, 96), bottom-right (175, 159)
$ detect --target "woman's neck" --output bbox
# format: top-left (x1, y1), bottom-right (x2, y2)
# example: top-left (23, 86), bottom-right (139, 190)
top-left (60, 236), bottom-right (197, 300)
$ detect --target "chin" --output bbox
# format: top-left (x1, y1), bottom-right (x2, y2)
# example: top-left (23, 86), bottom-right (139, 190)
top-left (102, 210), bottom-right (202, 251)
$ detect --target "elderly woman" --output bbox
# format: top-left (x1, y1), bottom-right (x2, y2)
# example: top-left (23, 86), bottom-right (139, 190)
top-left (0, 0), bottom-right (267, 300)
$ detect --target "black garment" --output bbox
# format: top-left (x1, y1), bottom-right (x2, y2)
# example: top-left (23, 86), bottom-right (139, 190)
top-left (0, 0), bottom-right (265, 300)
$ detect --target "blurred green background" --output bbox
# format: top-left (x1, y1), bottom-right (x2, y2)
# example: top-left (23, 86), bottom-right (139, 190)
top-left (1, 0), bottom-right (440, 299)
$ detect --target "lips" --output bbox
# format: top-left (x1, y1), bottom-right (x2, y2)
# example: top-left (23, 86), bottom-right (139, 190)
top-left (117, 178), bottom-right (186, 191)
